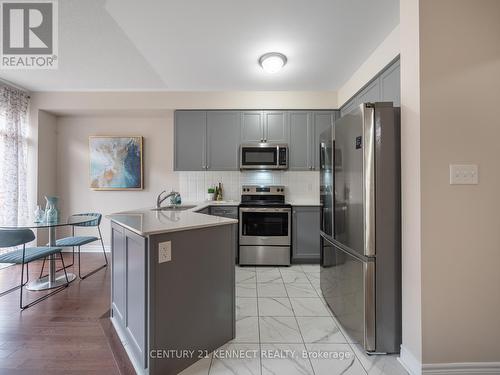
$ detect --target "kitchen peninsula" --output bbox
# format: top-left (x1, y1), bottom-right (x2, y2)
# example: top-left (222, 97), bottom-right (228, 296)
top-left (107, 202), bottom-right (238, 375)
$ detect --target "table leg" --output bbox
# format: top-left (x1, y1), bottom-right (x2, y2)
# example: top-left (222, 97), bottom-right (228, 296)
top-left (26, 226), bottom-right (77, 291)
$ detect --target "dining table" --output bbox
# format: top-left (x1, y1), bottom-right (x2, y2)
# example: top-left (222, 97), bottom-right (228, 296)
top-left (0, 215), bottom-right (95, 291)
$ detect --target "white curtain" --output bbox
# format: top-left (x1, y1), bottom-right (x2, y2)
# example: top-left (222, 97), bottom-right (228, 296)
top-left (0, 85), bottom-right (29, 226)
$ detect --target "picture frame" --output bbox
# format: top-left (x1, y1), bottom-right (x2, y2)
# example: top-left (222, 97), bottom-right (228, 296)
top-left (89, 136), bottom-right (143, 190)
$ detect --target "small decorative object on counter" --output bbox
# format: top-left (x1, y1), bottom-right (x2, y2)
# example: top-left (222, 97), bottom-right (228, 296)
top-left (34, 205), bottom-right (45, 223)
top-left (170, 193), bottom-right (182, 205)
top-left (216, 182), bottom-right (223, 201)
top-left (44, 196), bottom-right (59, 223)
top-left (207, 187), bottom-right (215, 201)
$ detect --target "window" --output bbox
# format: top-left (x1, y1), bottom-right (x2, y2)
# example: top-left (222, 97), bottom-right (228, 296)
top-left (0, 85), bottom-right (30, 228)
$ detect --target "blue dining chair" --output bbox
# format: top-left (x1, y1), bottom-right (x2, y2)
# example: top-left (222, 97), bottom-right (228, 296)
top-left (40, 213), bottom-right (108, 279)
top-left (0, 228), bottom-right (69, 309)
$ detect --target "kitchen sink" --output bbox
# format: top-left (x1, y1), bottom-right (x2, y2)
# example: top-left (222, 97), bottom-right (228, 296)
top-left (151, 205), bottom-right (197, 211)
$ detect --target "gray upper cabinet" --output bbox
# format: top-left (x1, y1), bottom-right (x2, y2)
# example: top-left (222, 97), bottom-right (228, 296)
top-left (175, 109), bottom-right (340, 172)
top-left (312, 111), bottom-right (335, 170)
top-left (264, 111), bottom-right (289, 143)
top-left (380, 59), bottom-right (401, 106)
top-left (292, 206), bottom-right (321, 263)
top-left (357, 78), bottom-right (381, 105)
top-left (341, 98), bottom-right (357, 117)
top-left (241, 111), bottom-right (264, 143)
top-left (174, 111), bottom-right (207, 171)
top-left (289, 111), bottom-right (312, 170)
top-left (340, 57), bottom-right (401, 116)
top-left (207, 111), bottom-right (241, 170)
top-left (241, 111), bottom-right (289, 144)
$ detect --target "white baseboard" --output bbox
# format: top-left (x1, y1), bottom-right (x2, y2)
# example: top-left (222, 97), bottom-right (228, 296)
top-left (399, 345), bottom-right (422, 375)
top-left (61, 244), bottom-right (110, 253)
top-left (398, 346), bottom-right (500, 375)
top-left (422, 362), bottom-right (500, 374)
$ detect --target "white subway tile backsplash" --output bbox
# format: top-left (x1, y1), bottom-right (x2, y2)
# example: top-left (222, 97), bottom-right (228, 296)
top-left (176, 171), bottom-right (319, 204)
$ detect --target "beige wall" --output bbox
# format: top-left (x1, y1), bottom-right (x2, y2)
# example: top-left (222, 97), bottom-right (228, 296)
top-left (419, 0), bottom-right (500, 365)
top-left (31, 91), bottom-right (338, 113)
top-left (36, 111), bottom-right (58, 245)
top-left (52, 114), bottom-right (176, 245)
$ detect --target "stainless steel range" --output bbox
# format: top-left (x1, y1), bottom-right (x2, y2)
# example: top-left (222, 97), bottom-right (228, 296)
top-left (238, 185), bottom-right (291, 266)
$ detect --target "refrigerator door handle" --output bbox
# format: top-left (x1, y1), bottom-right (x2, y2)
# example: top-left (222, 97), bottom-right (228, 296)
top-left (363, 105), bottom-right (376, 256)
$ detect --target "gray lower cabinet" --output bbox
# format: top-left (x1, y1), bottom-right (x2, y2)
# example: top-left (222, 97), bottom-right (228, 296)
top-left (111, 221), bottom-right (237, 374)
top-left (174, 111), bottom-right (207, 171)
top-left (209, 206), bottom-right (238, 219)
top-left (292, 206), bottom-right (321, 263)
top-left (111, 224), bottom-right (147, 368)
top-left (207, 111), bottom-right (241, 170)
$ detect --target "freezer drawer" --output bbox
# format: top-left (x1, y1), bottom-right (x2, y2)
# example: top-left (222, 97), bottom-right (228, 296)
top-left (320, 237), bottom-right (375, 351)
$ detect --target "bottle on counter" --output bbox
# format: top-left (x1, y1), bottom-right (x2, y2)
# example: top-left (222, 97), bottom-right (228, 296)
top-left (217, 182), bottom-right (223, 201)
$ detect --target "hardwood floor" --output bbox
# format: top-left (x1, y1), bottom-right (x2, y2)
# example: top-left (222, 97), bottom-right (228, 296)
top-left (0, 253), bottom-right (128, 374)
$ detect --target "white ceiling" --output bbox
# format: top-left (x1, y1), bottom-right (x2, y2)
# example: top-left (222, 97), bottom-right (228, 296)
top-left (0, 0), bottom-right (399, 92)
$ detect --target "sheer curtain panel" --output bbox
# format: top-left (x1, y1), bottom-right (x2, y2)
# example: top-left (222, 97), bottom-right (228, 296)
top-left (0, 85), bottom-right (29, 226)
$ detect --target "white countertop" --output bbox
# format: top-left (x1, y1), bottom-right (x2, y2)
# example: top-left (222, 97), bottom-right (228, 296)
top-left (107, 201), bottom-right (239, 236)
top-left (107, 199), bottom-right (319, 236)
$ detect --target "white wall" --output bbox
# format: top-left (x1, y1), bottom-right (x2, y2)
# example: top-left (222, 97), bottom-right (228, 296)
top-left (178, 171), bottom-right (318, 204)
top-left (399, 0), bottom-right (422, 370)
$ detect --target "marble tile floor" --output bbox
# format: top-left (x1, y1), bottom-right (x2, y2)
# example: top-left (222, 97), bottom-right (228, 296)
top-left (180, 264), bottom-right (408, 375)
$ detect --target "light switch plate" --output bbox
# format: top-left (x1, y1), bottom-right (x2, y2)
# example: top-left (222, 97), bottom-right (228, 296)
top-left (158, 241), bottom-right (171, 263)
top-left (449, 164), bottom-right (479, 185)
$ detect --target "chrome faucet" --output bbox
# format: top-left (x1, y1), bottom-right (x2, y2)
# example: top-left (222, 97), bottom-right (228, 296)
top-left (156, 190), bottom-right (180, 208)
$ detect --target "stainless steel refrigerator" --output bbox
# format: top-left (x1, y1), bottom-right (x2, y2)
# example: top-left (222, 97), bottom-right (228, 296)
top-left (319, 102), bottom-right (401, 353)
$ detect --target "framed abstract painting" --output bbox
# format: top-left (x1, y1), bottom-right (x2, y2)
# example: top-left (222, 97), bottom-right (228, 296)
top-left (89, 136), bottom-right (143, 190)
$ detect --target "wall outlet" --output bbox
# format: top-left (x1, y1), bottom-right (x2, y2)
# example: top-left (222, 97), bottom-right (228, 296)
top-left (449, 164), bottom-right (479, 185)
top-left (158, 241), bottom-right (171, 263)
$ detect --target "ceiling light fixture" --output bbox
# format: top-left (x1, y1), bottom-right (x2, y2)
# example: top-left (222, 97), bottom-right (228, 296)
top-left (259, 52), bottom-right (287, 73)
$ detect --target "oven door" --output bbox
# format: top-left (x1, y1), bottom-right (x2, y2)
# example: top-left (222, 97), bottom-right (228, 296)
top-left (239, 207), bottom-right (291, 246)
top-left (240, 145), bottom-right (279, 169)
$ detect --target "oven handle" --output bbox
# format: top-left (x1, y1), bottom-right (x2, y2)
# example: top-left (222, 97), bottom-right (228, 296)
top-left (239, 207), bottom-right (291, 213)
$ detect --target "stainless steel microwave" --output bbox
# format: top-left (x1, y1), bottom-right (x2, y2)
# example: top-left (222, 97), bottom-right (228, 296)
top-left (240, 144), bottom-right (288, 170)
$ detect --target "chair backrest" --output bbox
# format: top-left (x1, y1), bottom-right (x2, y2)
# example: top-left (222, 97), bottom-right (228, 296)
top-left (0, 229), bottom-right (35, 248)
top-left (72, 212), bottom-right (102, 227)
